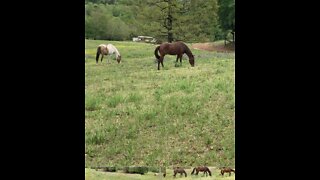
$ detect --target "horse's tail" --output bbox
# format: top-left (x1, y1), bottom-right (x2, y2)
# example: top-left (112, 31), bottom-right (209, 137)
top-left (191, 168), bottom-right (195, 175)
top-left (96, 46), bottom-right (101, 62)
top-left (154, 46), bottom-right (160, 59)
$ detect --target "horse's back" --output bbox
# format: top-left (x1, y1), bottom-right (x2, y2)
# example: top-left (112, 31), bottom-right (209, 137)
top-left (98, 44), bottom-right (107, 48)
top-left (106, 44), bottom-right (114, 49)
top-left (97, 44), bottom-right (108, 55)
top-left (106, 44), bottom-right (118, 54)
top-left (159, 42), bottom-right (186, 55)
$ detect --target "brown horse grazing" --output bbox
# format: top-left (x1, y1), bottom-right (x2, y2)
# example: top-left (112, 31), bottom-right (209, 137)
top-left (220, 167), bottom-right (235, 176)
top-left (173, 167), bottom-right (187, 177)
top-left (154, 41), bottom-right (195, 70)
top-left (191, 166), bottom-right (212, 177)
top-left (96, 44), bottom-right (121, 64)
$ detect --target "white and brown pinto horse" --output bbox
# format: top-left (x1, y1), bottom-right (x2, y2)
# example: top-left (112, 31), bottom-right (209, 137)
top-left (96, 44), bottom-right (121, 64)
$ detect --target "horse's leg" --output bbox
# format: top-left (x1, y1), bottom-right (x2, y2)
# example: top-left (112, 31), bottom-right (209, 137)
top-left (109, 54), bottom-right (112, 63)
top-left (157, 59), bottom-right (160, 70)
top-left (106, 55), bottom-right (109, 64)
top-left (160, 55), bottom-right (164, 68)
top-left (229, 172), bottom-right (231, 176)
top-left (179, 54), bottom-right (182, 64)
top-left (158, 55), bottom-right (164, 70)
top-left (100, 55), bottom-right (104, 63)
top-left (176, 55), bottom-right (179, 63)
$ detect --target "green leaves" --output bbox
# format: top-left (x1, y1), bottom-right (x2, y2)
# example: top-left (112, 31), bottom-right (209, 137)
top-left (85, 0), bottom-right (234, 42)
top-left (218, 0), bottom-right (235, 32)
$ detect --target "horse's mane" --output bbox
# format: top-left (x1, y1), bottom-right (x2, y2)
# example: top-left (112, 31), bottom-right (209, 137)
top-left (183, 43), bottom-right (193, 57)
top-left (173, 41), bottom-right (193, 57)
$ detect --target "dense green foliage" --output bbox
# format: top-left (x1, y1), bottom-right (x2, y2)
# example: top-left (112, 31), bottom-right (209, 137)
top-left (85, 0), bottom-right (235, 42)
top-left (123, 166), bottom-right (149, 174)
top-left (218, 0), bottom-right (235, 41)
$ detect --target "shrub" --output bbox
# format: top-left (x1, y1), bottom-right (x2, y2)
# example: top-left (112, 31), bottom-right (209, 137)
top-left (123, 166), bottom-right (149, 175)
top-left (102, 166), bottom-right (117, 172)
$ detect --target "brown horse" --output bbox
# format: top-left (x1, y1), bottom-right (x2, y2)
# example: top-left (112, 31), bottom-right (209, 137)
top-left (173, 167), bottom-right (187, 177)
top-left (191, 166), bottom-right (212, 177)
top-left (220, 167), bottom-right (235, 176)
top-left (154, 41), bottom-right (195, 70)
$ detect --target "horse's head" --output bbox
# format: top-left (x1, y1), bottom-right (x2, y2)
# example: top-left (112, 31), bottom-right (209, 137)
top-left (189, 54), bottom-right (195, 67)
top-left (116, 55), bottom-right (121, 63)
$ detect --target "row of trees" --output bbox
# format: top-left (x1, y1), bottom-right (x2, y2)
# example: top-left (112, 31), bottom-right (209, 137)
top-left (85, 0), bottom-right (235, 43)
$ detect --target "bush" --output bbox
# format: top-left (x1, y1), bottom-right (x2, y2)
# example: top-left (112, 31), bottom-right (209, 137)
top-left (148, 166), bottom-right (166, 173)
top-left (102, 166), bottom-right (117, 172)
top-left (123, 166), bottom-right (149, 175)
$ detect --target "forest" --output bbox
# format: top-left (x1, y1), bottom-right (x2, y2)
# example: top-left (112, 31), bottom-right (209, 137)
top-left (85, 0), bottom-right (235, 43)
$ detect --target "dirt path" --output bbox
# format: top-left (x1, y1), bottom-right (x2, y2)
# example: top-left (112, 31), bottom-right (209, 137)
top-left (192, 42), bottom-right (234, 53)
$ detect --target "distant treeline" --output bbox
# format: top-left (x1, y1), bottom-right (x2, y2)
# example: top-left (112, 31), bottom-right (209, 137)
top-left (85, 0), bottom-right (234, 42)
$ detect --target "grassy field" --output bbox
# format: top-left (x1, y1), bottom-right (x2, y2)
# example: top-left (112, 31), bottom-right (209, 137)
top-left (85, 40), bottom-right (235, 169)
top-left (85, 167), bottom-right (235, 180)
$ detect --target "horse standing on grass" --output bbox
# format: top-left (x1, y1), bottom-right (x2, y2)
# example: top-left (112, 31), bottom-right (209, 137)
top-left (191, 166), bottom-right (212, 177)
top-left (220, 167), bottom-right (235, 176)
top-left (154, 41), bottom-right (195, 70)
top-left (96, 44), bottom-right (121, 64)
top-left (173, 167), bottom-right (187, 177)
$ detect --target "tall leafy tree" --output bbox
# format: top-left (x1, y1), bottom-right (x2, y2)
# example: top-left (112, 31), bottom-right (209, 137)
top-left (218, 0), bottom-right (235, 42)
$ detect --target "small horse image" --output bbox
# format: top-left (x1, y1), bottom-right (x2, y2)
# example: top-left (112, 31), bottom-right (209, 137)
top-left (154, 41), bottom-right (195, 70)
top-left (173, 167), bottom-right (187, 177)
top-left (191, 166), bottom-right (212, 177)
top-left (96, 44), bottom-right (121, 64)
top-left (220, 167), bottom-right (235, 176)
top-left (154, 173), bottom-right (166, 177)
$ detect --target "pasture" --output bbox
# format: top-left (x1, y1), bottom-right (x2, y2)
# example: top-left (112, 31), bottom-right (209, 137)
top-left (85, 40), bottom-right (235, 168)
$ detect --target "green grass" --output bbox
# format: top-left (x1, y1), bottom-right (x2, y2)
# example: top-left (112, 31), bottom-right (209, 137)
top-left (85, 167), bottom-right (235, 180)
top-left (85, 40), bottom-right (235, 168)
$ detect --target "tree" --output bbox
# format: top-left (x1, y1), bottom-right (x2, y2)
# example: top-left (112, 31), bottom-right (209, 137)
top-left (218, 0), bottom-right (235, 43)
top-left (85, 0), bottom-right (223, 42)
top-left (145, 0), bottom-right (178, 42)
top-left (175, 0), bottom-right (219, 42)
top-left (143, 0), bottom-right (219, 43)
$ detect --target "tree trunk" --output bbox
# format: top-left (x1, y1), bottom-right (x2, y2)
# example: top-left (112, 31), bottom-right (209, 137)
top-left (168, 32), bottom-right (173, 43)
top-left (167, 0), bottom-right (173, 42)
top-left (231, 31), bottom-right (235, 43)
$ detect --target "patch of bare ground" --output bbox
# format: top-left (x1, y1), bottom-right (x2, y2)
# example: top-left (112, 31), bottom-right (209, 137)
top-left (192, 42), bottom-right (234, 52)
